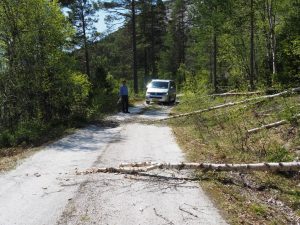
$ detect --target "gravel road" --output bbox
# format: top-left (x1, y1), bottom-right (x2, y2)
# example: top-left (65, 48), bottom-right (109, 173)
top-left (0, 104), bottom-right (228, 225)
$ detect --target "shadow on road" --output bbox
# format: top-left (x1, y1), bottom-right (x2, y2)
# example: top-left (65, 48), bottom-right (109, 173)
top-left (50, 125), bottom-right (123, 153)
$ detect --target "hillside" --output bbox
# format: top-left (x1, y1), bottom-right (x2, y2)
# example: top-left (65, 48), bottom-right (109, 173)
top-left (171, 89), bottom-right (300, 224)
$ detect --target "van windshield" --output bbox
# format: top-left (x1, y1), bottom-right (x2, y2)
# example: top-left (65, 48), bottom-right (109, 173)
top-left (148, 81), bottom-right (169, 89)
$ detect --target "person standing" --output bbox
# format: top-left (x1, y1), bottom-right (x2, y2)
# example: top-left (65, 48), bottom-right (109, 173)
top-left (119, 80), bottom-right (130, 113)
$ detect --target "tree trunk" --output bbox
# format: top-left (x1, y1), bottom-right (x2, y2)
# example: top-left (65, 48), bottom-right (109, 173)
top-left (267, 0), bottom-right (276, 76)
top-left (210, 45), bottom-right (213, 85)
top-left (156, 87), bottom-right (300, 121)
top-left (180, 5), bottom-right (186, 65)
top-left (247, 113), bottom-right (300, 134)
top-left (213, 31), bottom-right (218, 93)
top-left (263, 0), bottom-right (276, 87)
top-left (150, 3), bottom-right (157, 78)
top-left (132, 0), bottom-right (138, 94)
top-left (80, 2), bottom-right (90, 77)
top-left (144, 48), bottom-right (149, 87)
top-left (210, 91), bottom-right (262, 97)
top-left (76, 162), bottom-right (300, 175)
top-left (249, 0), bottom-right (255, 91)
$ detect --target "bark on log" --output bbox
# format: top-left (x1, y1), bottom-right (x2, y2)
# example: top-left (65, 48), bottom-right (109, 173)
top-left (210, 91), bottom-right (262, 97)
top-left (76, 162), bottom-right (300, 175)
top-left (157, 87), bottom-right (300, 122)
top-left (247, 114), bottom-right (300, 134)
top-left (247, 120), bottom-right (287, 134)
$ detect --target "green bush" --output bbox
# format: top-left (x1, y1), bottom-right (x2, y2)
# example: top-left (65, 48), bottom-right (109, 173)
top-left (0, 119), bottom-right (48, 147)
top-left (0, 130), bottom-right (15, 148)
top-left (87, 74), bottom-right (119, 120)
top-left (69, 72), bottom-right (91, 118)
top-left (14, 120), bottom-right (46, 145)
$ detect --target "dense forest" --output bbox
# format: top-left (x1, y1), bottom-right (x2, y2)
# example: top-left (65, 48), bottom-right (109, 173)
top-left (0, 0), bottom-right (299, 147)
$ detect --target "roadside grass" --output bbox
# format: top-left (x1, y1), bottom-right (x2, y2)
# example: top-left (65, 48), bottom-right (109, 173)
top-left (171, 93), bottom-right (300, 224)
top-left (0, 148), bottom-right (38, 172)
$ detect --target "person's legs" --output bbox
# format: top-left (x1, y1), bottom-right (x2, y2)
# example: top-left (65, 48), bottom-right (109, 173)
top-left (121, 96), bottom-right (126, 113)
top-left (125, 95), bottom-right (129, 113)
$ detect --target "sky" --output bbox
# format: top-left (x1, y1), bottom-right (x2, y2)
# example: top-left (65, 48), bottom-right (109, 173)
top-left (62, 8), bottom-right (122, 34)
top-left (95, 10), bottom-right (125, 34)
top-left (95, 10), bottom-right (108, 33)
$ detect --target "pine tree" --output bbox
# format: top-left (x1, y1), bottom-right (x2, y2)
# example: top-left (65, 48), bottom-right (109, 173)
top-left (68, 0), bottom-right (98, 77)
top-left (102, 0), bottom-right (139, 93)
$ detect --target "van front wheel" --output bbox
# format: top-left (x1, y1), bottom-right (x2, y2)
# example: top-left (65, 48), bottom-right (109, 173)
top-left (171, 95), bottom-right (176, 104)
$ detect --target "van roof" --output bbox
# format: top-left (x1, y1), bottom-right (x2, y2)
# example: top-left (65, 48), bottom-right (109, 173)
top-left (151, 79), bottom-right (173, 82)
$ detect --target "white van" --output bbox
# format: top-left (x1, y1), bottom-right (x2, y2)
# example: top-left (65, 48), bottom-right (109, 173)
top-left (145, 79), bottom-right (176, 104)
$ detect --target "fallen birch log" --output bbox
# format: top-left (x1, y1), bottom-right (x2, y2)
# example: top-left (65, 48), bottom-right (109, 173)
top-left (157, 87), bottom-right (300, 122)
top-left (247, 113), bottom-right (300, 134)
top-left (76, 162), bottom-right (300, 175)
top-left (210, 91), bottom-right (262, 97)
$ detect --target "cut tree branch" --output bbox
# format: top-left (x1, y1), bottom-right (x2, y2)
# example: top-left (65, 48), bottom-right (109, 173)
top-left (76, 161), bottom-right (300, 175)
top-left (157, 87), bottom-right (300, 122)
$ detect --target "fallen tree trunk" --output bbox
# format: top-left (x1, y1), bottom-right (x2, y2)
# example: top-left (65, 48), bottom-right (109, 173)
top-left (247, 120), bottom-right (288, 134)
top-left (210, 91), bottom-right (262, 97)
top-left (247, 114), bottom-right (300, 134)
top-left (76, 161), bottom-right (300, 175)
top-left (157, 87), bottom-right (300, 122)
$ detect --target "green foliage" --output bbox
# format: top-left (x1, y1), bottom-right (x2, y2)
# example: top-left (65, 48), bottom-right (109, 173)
top-left (0, 0), bottom-right (94, 147)
top-left (0, 120), bottom-right (46, 147)
top-left (14, 120), bottom-right (46, 146)
top-left (87, 73), bottom-right (119, 120)
top-left (0, 131), bottom-right (14, 148)
top-left (250, 203), bottom-right (268, 216)
top-left (69, 72), bottom-right (91, 118)
top-left (275, 1), bottom-right (300, 86)
top-left (267, 147), bottom-right (293, 162)
top-left (182, 69), bottom-right (210, 95)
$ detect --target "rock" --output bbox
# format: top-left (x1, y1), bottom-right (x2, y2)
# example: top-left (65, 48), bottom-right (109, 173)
top-left (34, 172), bottom-right (41, 177)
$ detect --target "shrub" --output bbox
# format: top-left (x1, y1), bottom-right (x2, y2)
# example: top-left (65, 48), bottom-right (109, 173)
top-left (14, 120), bottom-right (46, 145)
top-left (267, 147), bottom-right (293, 162)
top-left (69, 72), bottom-right (91, 118)
top-left (0, 130), bottom-right (14, 148)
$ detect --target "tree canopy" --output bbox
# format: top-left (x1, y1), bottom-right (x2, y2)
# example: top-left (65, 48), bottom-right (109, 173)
top-left (0, 0), bottom-right (299, 147)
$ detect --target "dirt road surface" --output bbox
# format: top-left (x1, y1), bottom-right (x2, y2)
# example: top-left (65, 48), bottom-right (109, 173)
top-left (0, 104), bottom-right (228, 225)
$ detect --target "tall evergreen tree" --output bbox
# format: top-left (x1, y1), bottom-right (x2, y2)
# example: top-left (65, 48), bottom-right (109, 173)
top-left (101, 0), bottom-right (139, 93)
top-left (138, 0), bottom-right (167, 82)
top-left (190, 0), bottom-right (231, 92)
top-left (68, 0), bottom-right (98, 77)
top-left (159, 0), bottom-right (189, 83)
